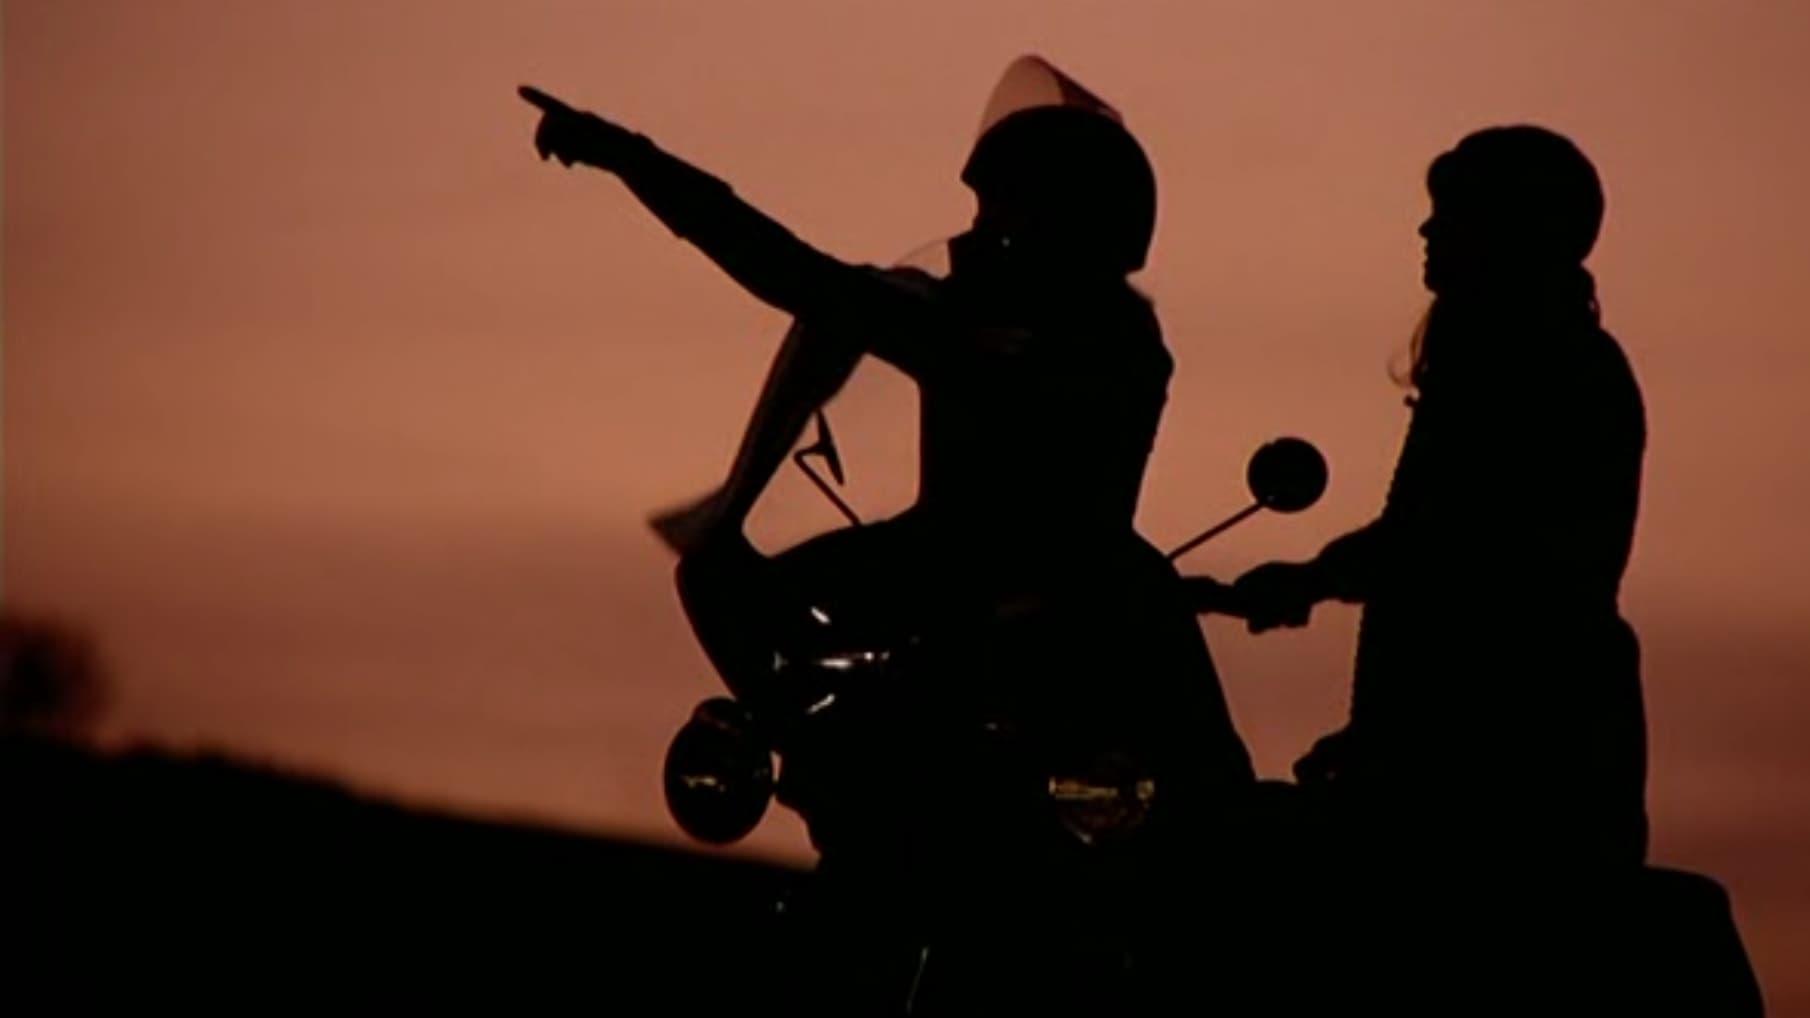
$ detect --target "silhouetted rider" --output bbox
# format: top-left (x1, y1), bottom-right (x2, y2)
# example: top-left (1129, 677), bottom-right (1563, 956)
top-left (520, 71), bottom-right (1164, 564)
top-left (1235, 126), bottom-right (1648, 871)
top-left (519, 58), bottom-right (1250, 775)
top-left (520, 60), bottom-right (1252, 1008)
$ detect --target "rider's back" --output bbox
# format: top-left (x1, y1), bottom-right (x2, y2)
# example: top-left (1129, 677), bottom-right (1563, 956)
top-left (910, 274), bottom-right (1171, 565)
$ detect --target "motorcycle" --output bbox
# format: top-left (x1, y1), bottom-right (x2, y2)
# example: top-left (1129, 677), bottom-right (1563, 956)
top-left (656, 424), bottom-right (1767, 1016)
top-left (662, 425), bottom-right (1324, 851)
top-left (658, 418), bottom-right (1325, 1010)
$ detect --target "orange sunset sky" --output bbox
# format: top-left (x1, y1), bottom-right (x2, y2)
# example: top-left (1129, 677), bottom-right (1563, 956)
top-left (7, 0), bottom-right (1809, 1008)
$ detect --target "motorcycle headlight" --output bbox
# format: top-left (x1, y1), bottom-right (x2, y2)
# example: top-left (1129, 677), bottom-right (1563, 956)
top-left (663, 697), bottom-right (776, 845)
top-left (1047, 751), bottom-right (1158, 846)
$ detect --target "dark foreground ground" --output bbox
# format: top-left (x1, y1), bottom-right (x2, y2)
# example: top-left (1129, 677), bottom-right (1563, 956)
top-left (2, 734), bottom-right (1767, 1013)
top-left (2, 735), bottom-right (801, 1008)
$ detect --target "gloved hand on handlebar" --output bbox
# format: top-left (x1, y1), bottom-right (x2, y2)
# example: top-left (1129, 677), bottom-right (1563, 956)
top-left (1230, 560), bottom-right (1323, 633)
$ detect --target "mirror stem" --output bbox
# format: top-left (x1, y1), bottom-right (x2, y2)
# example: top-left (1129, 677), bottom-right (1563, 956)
top-left (1167, 502), bottom-right (1261, 562)
top-left (793, 447), bottom-right (862, 527)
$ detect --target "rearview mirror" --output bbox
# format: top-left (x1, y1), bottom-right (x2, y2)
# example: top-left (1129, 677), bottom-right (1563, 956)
top-left (1168, 437), bottom-right (1328, 561)
top-left (1246, 437), bottom-right (1328, 514)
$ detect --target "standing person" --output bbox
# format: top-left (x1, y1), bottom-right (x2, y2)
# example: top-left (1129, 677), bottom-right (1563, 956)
top-left (1220, 126), bottom-right (1662, 1009)
top-left (1237, 126), bottom-right (1648, 869)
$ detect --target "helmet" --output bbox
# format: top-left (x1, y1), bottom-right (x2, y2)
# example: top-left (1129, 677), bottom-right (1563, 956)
top-left (959, 56), bottom-right (1157, 274)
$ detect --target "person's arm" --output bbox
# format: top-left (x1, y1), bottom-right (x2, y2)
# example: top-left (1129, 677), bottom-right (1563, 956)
top-left (1228, 519), bottom-right (1387, 633)
top-left (520, 86), bottom-right (941, 375)
top-left (1309, 518), bottom-right (1387, 603)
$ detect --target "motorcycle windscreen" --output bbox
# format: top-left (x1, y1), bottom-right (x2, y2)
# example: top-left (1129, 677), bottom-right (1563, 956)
top-left (739, 250), bottom-right (928, 553)
top-left (976, 54), bottom-right (1124, 136)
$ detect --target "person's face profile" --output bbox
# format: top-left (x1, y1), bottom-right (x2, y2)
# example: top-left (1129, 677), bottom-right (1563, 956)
top-left (950, 195), bottom-right (1038, 287)
top-left (1419, 194), bottom-right (1467, 294)
top-left (947, 224), bottom-right (1002, 285)
top-left (1419, 183), bottom-right (1502, 295)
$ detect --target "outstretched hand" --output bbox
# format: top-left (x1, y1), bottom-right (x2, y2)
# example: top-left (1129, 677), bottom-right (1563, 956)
top-left (519, 85), bottom-right (631, 169)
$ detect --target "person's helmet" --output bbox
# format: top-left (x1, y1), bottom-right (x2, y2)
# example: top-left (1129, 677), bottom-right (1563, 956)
top-left (960, 56), bottom-right (1157, 274)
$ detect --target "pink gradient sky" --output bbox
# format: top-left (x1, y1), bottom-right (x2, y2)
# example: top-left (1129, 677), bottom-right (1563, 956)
top-left (7, 1), bottom-right (1809, 1007)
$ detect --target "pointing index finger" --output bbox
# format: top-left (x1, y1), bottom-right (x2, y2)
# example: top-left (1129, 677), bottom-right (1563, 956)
top-left (518, 85), bottom-right (573, 116)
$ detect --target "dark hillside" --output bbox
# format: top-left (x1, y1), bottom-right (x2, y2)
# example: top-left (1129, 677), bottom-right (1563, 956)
top-left (3, 735), bottom-right (802, 1007)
